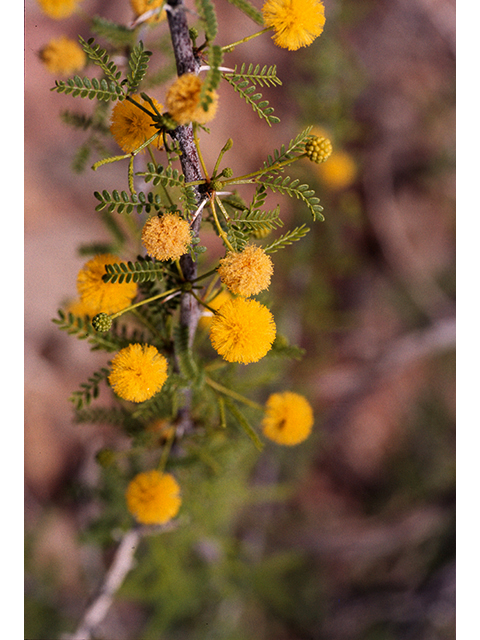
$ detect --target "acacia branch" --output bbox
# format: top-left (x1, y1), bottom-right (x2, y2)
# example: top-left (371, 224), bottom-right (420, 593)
top-left (64, 528), bottom-right (141, 640)
top-left (166, 0), bottom-right (205, 347)
top-left (63, 523), bottom-right (179, 640)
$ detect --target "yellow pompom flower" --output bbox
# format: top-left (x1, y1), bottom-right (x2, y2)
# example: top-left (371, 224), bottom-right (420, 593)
top-left (305, 136), bottom-right (333, 164)
top-left (39, 37), bottom-right (86, 75)
top-left (110, 95), bottom-right (164, 153)
top-left (126, 471), bottom-right (181, 525)
top-left (166, 73), bottom-right (219, 125)
top-left (318, 150), bottom-right (358, 190)
top-left (262, 391), bottom-right (314, 445)
top-left (37, 0), bottom-right (82, 19)
top-left (210, 298), bottom-right (276, 364)
top-left (130, 0), bottom-right (167, 23)
top-left (262, 0), bottom-right (326, 51)
top-left (109, 344), bottom-right (168, 403)
top-left (141, 214), bottom-right (192, 261)
top-left (77, 254), bottom-right (138, 316)
top-left (217, 245), bottom-right (274, 297)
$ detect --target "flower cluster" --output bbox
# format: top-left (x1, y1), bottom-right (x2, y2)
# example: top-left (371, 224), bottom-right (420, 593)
top-left (37, 0), bottom-right (82, 20)
top-left (305, 136), bottom-right (333, 164)
top-left (217, 245), bottom-right (273, 297)
top-left (262, 0), bottom-right (326, 51)
top-left (109, 344), bottom-right (168, 403)
top-left (141, 213), bottom-right (192, 261)
top-left (262, 392), bottom-right (314, 445)
top-left (126, 471), bottom-right (181, 525)
top-left (110, 95), bottom-right (164, 154)
top-left (77, 254), bottom-right (138, 315)
top-left (40, 36), bottom-right (86, 75)
top-left (48, 0), bottom-right (328, 532)
top-left (209, 298), bottom-right (276, 364)
top-left (166, 73), bottom-right (219, 125)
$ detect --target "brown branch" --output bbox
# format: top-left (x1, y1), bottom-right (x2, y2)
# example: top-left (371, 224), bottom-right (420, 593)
top-left (166, 0), bottom-right (205, 347)
top-left (63, 523), bottom-right (180, 640)
top-left (64, 528), bottom-right (141, 640)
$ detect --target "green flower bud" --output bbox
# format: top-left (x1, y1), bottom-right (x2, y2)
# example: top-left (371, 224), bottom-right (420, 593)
top-left (222, 138), bottom-right (233, 152)
top-left (211, 180), bottom-right (223, 192)
top-left (189, 27), bottom-right (199, 42)
top-left (221, 167), bottom-right (233, 178)
top-left (305, 136), bottom-right (333, 164)
top-left (92, 313), bottom-right (113, 332)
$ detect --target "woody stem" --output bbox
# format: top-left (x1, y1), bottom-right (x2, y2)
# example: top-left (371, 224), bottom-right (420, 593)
top-left (166, 0), bottom-right (205, 347)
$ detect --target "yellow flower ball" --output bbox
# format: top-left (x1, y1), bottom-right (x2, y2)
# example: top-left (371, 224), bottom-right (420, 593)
top-left (141, 213), bottom-right (192, 261)
top-left (126, 471), bottom-right (181, 525)
top-left (166, 73), bottom-right (219, 125)
top-left (77, 254), bottom-right (138, 316)
top-left (39, 37), bottom-right (86, 75)
top-left (109, 344), bottom-right (168, 403)
top-left (110, 95), bottom-right (164, 154)
top-left (218, 245), bottom-right (273, 297)
top-left (262, 391), bottom-right (314, 445)
top-left (209, 297), bottom-right (276, 364)
top-left (318, 150), bottom-right (358, 190)
top-left (37, 0), bottom-right (82, 20)
top-left (262, 0), bottom-right (326, 51)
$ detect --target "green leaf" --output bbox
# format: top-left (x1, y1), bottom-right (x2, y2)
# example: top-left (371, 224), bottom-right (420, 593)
top-left (102, 259), bottom-right (165, 284)
top-left (126, 41), bottom-right (152, 93)
top-left (69, 367), bottom-right (110, 410)
top-left (269, 334), bottom-right (306, 360)
top-left (223, 73), bottom-right (280, 126)
top-left (263, 225), bottom-right (311, 254)
top-left (93, 189), bottom-right (162, 215)
top-left (223, 398), bottom-right (264, 451)
top-left (90, 16), bottom-right (136, 47)
top-left (199, 44), bottom-right (223, 111)
top-left (195, 0), bottom-right (218, 40)
top-left (226, 224), bottom-right (249, 252)
top-left (138, 163), bottom-right (185, 188)
top-left (74, 406), bottom-right (131, 427)
top-left (79, 37), bottom-right (124, 88)
top-left (223, 63), bottom-right (282, 88)
top-left (231, 205), bottom-right (283, 233)
top-left (136, 164), bottom-right (198, 214)
top-left (52, 76), bottom-right (123, 102)
top-left (263, 126), bottom-right (313, 170)
top-left (258, 175), bottom-right (324, 220)
top-left (225, 0), bottom-right (264, 25)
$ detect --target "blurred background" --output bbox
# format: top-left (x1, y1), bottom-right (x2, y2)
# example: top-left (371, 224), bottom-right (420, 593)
top-left (25, 0), bottom-right (456, 638)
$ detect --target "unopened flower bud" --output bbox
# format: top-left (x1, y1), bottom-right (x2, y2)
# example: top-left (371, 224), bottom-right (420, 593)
top-left (92, 313), bottom-right (113, 332)
top-left (222, 138), bottom-right (233, 152)
top-left (211, 180), bottom-right (223, 192)
top-left (305, 136), bottom-right (333, 164)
